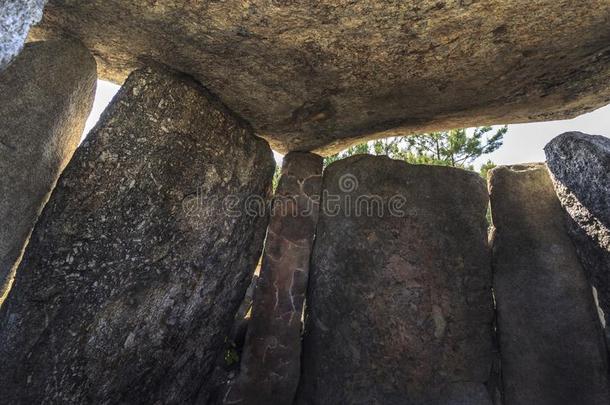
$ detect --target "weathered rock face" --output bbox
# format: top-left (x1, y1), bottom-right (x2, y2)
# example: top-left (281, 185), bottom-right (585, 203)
top-left (29, 1), bottom-right (610, 153)
top-left (544, 132), bottom-right (610, 342)
top-left (0, 66), bottom-right (275, 404)
top-left (0, 0), bottom-right (47, 70)
top-left (489, 164), bottom-right (609, 405)
top-left (296, 155), bottom-right (493, 405)
top-left (226, 152), bottom-right (323, 405)
top-left (0, 39), bottom-right (96, 301)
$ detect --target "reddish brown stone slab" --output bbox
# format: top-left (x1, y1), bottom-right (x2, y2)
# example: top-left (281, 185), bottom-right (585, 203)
top-left (225, 152), bottom-right (323, 405)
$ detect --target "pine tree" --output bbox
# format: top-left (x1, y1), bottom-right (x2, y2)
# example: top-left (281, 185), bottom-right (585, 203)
top-left (323, 126), bottom-right (507, 175)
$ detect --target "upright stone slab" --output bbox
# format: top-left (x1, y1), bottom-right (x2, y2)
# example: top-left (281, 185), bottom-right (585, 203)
top-left (545, 132), bottom-right (610, 340)
top-left (0, 0), bottom-right (48, 69)
top-left (0, 66), bottom-right (275, 404)
top-left (0, 39), bottom-right (96, 300)
top-left (226, 152), bottom-right (323, 405)
top-left (296, 155), bottom-right (494, 405)
top-left (489, 164), bottom-right (609, 405)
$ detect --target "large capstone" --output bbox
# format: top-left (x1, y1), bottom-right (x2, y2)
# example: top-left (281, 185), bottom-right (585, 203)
top-left (489, 164), bottom-right (609, 405)
top-left (0, 0), bottom-right (47, 69)
top-left (0, 39), bottom-right (96, 301)
top-left (545, 132), bottom-right (610, 343)
top-left (226, 152), bottom-right (323, 405)
top-left (0, 66), bottom-right (275, 404)
top-left (296, 155), bottom-right (494, 404)
top-left (28, 1), bottom-right (610, 153)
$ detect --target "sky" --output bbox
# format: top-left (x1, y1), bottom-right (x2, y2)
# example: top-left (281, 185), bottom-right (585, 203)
top-left (85, 80), bottom-right (610, 168)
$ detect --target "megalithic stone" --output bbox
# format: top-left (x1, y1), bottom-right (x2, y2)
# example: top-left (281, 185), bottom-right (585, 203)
top-left (545, 132), bottom-right (610, 344)
top-left (296, 155), bottom-right (494, 405)
top-left (0, 0), bottom-right (48, 70)
top-left (225, 152), bottom-right (323, 405)
top-left (0, 39), bottom-right (96, 301)
top-left (0, 66), bottom-right (275, 404)
top-left (489, 164), bottom-right (609, 405)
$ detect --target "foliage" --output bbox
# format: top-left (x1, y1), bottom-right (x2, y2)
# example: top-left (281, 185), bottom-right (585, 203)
top-left (224, 340), bottom-right (240, 366)
top-left (401, 126), bottom-right (506, 168)
top-left (478, 159), bottom-right (497, 228)
top-left (323, 143), bottom-right (369, 168)
top-left (323, 126), bottom-right (507, 178)
top-left (272, 164), bottom-right (282, 192)
top-left (479, 159), bottom-right (497, 180)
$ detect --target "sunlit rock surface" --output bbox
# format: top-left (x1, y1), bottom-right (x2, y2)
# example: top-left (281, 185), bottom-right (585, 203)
top-left (0, 0), bottom-right (47, 70)
top-left (29, 0), bottom-right (610, 153)
top-left (0, 39), bottom-right (96, 301)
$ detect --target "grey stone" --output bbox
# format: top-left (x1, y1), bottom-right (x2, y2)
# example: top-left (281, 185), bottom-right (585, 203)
top-left (489, 163), bottom-right (609, 405)
top-left (544, 132), bottom-right (610, 344)
top-left (0, 39), bottom-right (96, 301)
top-left (0, 66), bottom-right (275, 404)
top-left (29, 1), bottom-right (610, 153)
top-left (226, 152), bottom-right (323, 405)
top-left (296, 155), bottom-right (494, 405)
top-left (0, 0), bottom-right (47, 69)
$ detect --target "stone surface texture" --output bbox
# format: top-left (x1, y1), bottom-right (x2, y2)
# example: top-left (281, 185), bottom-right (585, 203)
top-left (29, 1), bottom-right (610, 153)
top-left (489, 163), bottom-right (609, 405)
top-left (0, 39), bottom-right (96, 301)
top-left (226, 152), bottom-right (323, 405)
top-left (296, 155), bottom-right (494, 405)
top-left (0, 0), bottom-right (47, 69)
top-left (0, 66), bottom-right (275, 404)
top-left (544, 132), bottom-right (610, 343)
